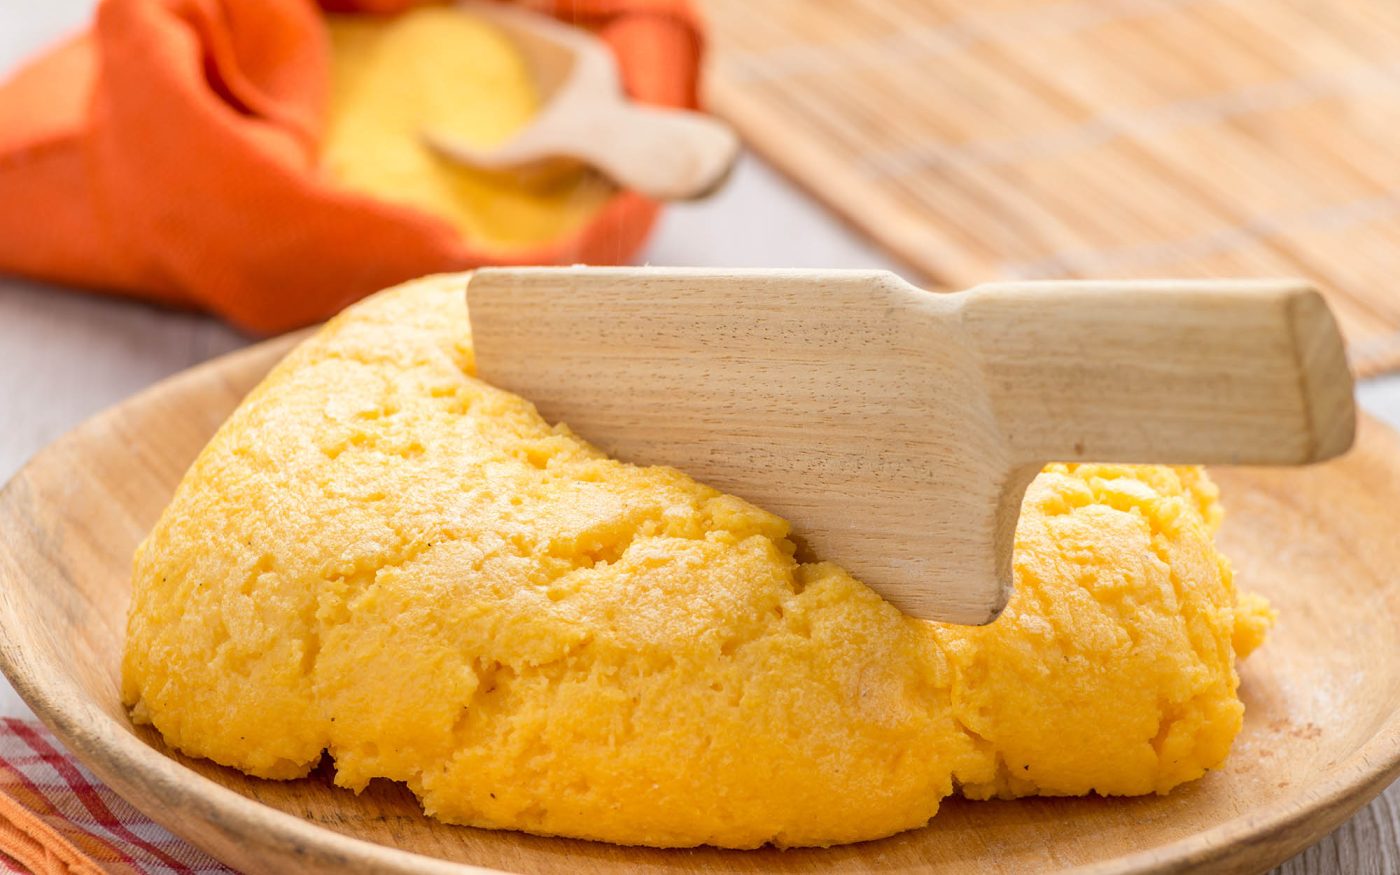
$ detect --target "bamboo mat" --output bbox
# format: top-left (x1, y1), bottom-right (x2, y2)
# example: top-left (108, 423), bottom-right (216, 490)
top-left (702, 0), bottom-right (1400, 377)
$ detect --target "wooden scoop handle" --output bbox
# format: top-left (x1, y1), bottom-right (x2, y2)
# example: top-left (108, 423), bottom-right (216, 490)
top-left (429, 105), bottom-right (739, 202)
top-left (959, 279), bottom-right (1355, 467)
top-left (565, 104), bottom-right (740, 201)
top-left (430, 0), bottom-right (739, 201)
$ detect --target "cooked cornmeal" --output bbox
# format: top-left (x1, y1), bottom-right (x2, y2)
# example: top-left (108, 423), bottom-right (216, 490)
top-left (122, 275), bottom-right (1275, 849)
top-left (322, 8), bottom-right (612, 249)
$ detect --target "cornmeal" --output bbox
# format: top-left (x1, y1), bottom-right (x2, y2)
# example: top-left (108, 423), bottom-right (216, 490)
top-left (122, 275), bottom-right (1274, 849)
top-left (322, 9), bottom-right (612, 249)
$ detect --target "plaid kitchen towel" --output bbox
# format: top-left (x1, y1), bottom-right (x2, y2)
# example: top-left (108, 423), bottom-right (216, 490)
top-left (0, 718), bottom-right (231, 874)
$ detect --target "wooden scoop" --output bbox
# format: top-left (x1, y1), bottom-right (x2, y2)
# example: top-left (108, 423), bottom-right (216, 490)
top-left (467, 267), bottom-right (1356, 624)
top-left (424, 2), bottom-right (740, 201)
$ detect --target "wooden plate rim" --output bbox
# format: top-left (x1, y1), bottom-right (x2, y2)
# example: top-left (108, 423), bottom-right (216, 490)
top-left (0, 335), bottom-right (1396, 874)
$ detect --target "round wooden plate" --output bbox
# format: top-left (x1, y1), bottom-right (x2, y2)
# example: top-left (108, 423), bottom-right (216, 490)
top-left (0, 334), bottom-right (1397, 874)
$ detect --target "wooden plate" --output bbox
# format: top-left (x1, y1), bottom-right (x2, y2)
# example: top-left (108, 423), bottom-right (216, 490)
top-left (0, 334), bottom-right (1397, 874)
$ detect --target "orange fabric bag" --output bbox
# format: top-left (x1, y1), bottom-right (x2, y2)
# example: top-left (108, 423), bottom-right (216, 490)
top-left (0, 0), bottom-right (702, 333)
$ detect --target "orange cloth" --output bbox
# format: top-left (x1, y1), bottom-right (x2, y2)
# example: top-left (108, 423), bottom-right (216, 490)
top-left (0, 0), bottom-right (702, 333)
top-left (0, 789), bottom-right (104, 875)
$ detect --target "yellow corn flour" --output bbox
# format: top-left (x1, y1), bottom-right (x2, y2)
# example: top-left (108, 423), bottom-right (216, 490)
top-left (321, 8), bottom-right (612, 249)
top-left (122, 275), bottom-right (1275, 849)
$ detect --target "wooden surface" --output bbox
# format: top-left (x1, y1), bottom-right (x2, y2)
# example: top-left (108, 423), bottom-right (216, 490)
top-left (428, 2), bottom-right (739, 201)
top-left (0, 331), bottom-right (1397, 874)
top-left (470, 268), bottom-right (1353, 622)
top-left (704, 0), bottom-right (1400, 379)
top-left (2, 3), bottom-right (1398, 867)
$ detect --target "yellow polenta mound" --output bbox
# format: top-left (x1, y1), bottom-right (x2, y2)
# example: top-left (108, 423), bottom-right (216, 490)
top-left (122, 275), bottom-right (1275, 849)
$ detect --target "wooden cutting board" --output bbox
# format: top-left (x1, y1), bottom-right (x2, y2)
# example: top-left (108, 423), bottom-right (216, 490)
top-left (702, 0), bottom-right (1400, 377)
top-left (0, 334), bottom-right (1396, 873)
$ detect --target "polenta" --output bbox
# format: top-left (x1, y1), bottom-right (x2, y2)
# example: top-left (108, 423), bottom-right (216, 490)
top-left (122, 275), bottom-right (1274, 849)
top-left (322, 8), bottom-right (612, 249)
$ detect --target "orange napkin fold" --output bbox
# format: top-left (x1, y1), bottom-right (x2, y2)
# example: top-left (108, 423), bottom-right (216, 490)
top-left (0, 0), bottom-right (702, 333)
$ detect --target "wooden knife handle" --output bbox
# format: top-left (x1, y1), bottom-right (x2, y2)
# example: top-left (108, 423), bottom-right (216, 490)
top-left (957, 279), bottom-right (1356, 466)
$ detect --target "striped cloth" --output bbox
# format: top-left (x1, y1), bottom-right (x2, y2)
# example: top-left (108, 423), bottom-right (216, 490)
top-left (0, 718), bottom-right (231, 874)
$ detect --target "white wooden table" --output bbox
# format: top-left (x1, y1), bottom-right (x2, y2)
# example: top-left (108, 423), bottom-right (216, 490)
top-left (1, 4), bottom-right (1397, 872)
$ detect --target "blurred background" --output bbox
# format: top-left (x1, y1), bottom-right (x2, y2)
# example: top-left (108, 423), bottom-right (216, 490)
top-left (1, 1), bottom-right (1398, 871)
